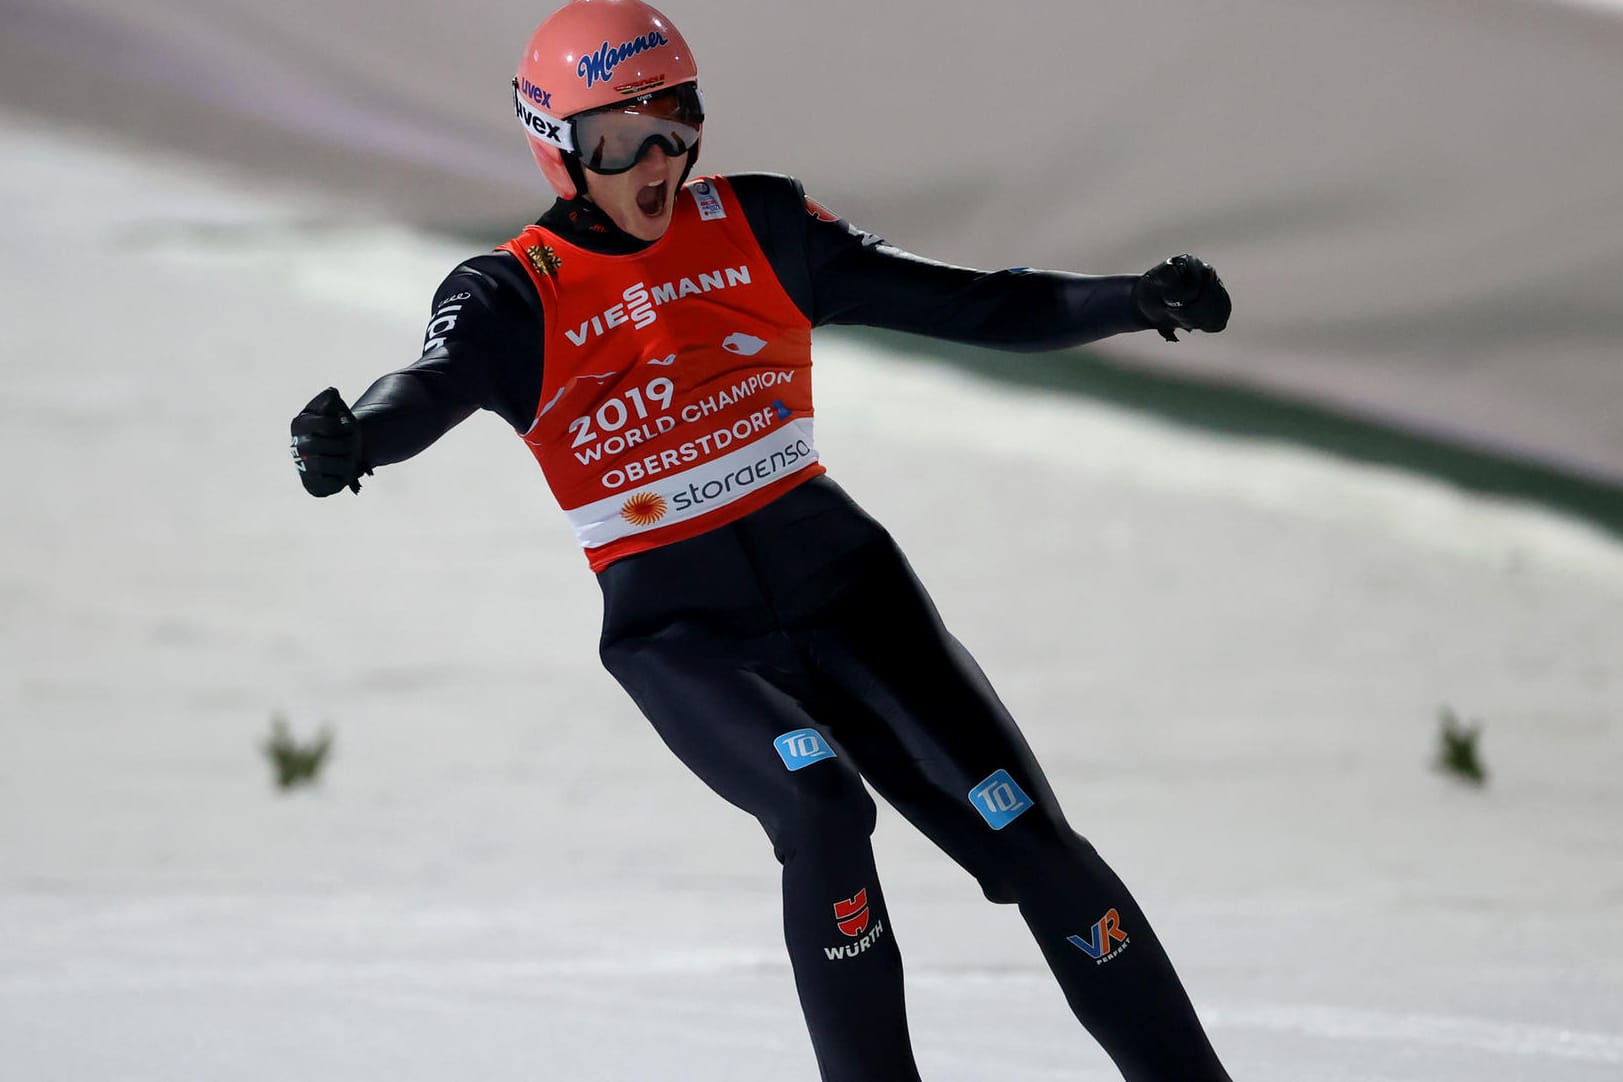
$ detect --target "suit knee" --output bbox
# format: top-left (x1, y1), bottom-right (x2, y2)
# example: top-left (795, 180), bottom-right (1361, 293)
top-left (764, 768), bottom-right (876, 863)
top-left (970, 816), bottom-right (1098, 904)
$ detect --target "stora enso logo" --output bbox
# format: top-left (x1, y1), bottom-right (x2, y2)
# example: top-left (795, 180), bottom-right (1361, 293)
top-left (577, 31), bottom-right (670, 87)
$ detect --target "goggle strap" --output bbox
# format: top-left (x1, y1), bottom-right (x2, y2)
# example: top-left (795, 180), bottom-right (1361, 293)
top-left (513, 86), bottom-right (576, 153)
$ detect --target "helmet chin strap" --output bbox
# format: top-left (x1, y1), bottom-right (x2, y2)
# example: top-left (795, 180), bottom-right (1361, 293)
top-left (562, 154), bottom-right (590, 202)
top-left (677, 137), bottom-right (702, 186)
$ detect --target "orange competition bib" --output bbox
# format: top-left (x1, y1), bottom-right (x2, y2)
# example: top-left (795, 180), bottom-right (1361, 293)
top-left (498, 176), bottom-right (823, 571)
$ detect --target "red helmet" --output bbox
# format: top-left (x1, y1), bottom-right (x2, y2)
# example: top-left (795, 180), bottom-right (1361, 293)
top-left (515, 0), bottom-right (702, 199)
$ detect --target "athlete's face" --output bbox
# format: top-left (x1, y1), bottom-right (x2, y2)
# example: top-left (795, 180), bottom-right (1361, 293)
top-left (582, 145), bottom-right (688, 242)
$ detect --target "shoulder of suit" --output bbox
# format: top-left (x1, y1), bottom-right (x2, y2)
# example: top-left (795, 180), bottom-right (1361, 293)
top-left (428, 251), bottom-right (543, 318)
top-left (694, 172), bottom-right (807, 212)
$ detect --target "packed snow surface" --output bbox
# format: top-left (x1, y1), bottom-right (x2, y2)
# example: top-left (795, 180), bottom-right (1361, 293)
top-left (3, 114), bottom-right (1621, 1080)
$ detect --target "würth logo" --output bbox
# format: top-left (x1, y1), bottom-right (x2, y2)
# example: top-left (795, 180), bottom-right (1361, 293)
top-left (833, 889), bottom-right (870, 937)
top-left (1067, 907), bottom-right (1129, 964)
top-left (823, 886), bottom-right (885, 961)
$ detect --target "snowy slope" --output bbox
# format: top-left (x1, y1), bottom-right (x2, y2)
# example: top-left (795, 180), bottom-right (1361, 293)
top-left (3, 112), bottom-right (1622, 1081)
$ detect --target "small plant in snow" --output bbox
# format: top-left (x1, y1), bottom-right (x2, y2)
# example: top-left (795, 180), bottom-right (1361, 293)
top-left (1434, 706), bottom-right (1487, 787)
top-left (263, 713), bottom-right (333, 791)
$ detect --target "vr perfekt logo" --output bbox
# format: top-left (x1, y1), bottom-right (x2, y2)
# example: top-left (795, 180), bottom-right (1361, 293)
top-left (1068, 907), bottom-right (1130, 964)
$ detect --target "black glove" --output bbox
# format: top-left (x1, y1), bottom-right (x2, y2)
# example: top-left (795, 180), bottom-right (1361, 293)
top-left (1132, 254), bottom-right (1232, 342)
top-left (289, 387), bottom-right (370, 496)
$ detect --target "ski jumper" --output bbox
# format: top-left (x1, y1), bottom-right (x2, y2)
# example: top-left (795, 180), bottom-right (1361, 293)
top-left (350, 174), bottom-right (1231, 1082)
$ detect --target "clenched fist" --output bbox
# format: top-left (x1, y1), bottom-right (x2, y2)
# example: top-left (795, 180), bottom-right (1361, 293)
top-left (1133, 254), bottom-right (1232, 342)
top-left (289, 387), bottom-right (369, 497)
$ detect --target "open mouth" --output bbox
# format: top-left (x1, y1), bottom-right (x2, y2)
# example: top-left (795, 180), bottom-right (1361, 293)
top-left (635, 179), bottom-right (669, 218)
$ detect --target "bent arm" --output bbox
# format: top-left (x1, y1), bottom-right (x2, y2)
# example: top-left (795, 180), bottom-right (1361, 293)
top-left (352, 254), bottom-right (546, 469)
top-left (351, 362), bottom-right (479, 468)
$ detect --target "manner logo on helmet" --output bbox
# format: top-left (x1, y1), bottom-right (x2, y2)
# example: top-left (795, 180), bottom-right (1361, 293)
top-left (619, 491), bottom-right (668, 527)
top-left (577, 31), bottom-right (671, 88)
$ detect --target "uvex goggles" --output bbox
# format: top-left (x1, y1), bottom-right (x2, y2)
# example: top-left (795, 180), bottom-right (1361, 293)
top-left (513, 82), bottom-right (705, 175)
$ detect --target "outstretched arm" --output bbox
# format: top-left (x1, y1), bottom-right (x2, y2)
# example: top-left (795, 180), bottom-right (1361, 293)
top-left (729, 174), bottom-right (1228, 352)
top-left (348, 360), bottom-right (480, 470)
top-left (813, 241), bottom-right (1151, 352)
top-left (289, 253), bottom-right (545, 495)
